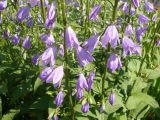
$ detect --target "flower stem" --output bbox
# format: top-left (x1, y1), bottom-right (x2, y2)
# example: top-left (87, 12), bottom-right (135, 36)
top-left (61, 0), bottom-right (74, 119)
top-left (40, 0), bottom-right (46, 23)
top-left (112, 0), bottom-right (118, 22)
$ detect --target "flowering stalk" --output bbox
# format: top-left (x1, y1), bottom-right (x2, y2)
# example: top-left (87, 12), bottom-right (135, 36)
top-left (61, 0), bottom-right (74, 119)
top-left (101, 0), bottom-right (119, 104)
top-left (84, 0), bottom-right (90, 39)
top-left (40, 0), bottom-right (46, 23)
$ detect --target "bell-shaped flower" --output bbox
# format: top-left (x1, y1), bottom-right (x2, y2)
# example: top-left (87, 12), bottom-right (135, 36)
top-left (27, 0), bottom-right (38, 7)
top-left (12, 34), bottom-right (20, 45)
top-left (152, 14), bottom-right (157, 22)
top-left (124, 24), bottom-right (133, 37)
top-left (76, 73), bottom-right (88, 89)
top-left (23, 36), bottom-right (31, 49)
top-left (156, 40), bottom-right (160, 46)
top-left (65, 26), bottom-right (80, 50)
top-left (39, 67), bottom-right (53, 81)
top-left (87, 71), bottom-right (95, 91)
top-left (122, 36), bottom-right (141, 57)
top-left (17, 6), bottom-right (30, 22)
top-left (81, 102), bottom-right (89, 113)
top-left (107, 53), bottom-right (122, 73)
top-left (55, 91), bottom-right (64, 107)
top-left (145, 1), bottom-right (154, 12)
top-left (32, 54), bottom-right (39, 65)
top-left (46, 66), bottom-right (64, 87)
top-left (136, 26), bottom-right (147, 43)
top-left (44, 2), bottom-right (56, 29)
top-left (59, 44), bottom-right (64, 57)
top-left (132, 0), bottom-right (140, 8)
top-left (82, 33), bottom-right (99, 53)
top-left (41, 33), bottom-right (54, 47)
top-left (102, 25), bottom-right (119, 49)
top-left (89, 4), bottom-right (101, 21)
top-left (2, 29), bottom-right (10, 39)
top-left (75, 45), bottom-right (94, 67)
top-left (109, 92), bottom-right (115, 105)
top-left (138, 14), bottom-right (149, 25)
top-left (0, 0), bottom-right (7, 11)
top-left (76, 88), bottom-right (84, 100)
top-left (26, 18), bottom-right (33, 27)
top-left (41, 46), bottom-right (57, 66)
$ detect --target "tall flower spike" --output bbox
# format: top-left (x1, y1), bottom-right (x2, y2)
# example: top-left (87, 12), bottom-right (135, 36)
top-left (41, 33), bottom-right (54, 47)
top-left (81, 102), bottom-right (89, 113)
top-left (145, 1), bottom-right (154, 13)
top-left (132, 0), bottom-right (140, 8)
top-left (65, 26), bottom-right (80, 50)
top-left (109, 92), bottom-right (115, 105)
top-left (23, 36), bottom-right (31, 49)
top-left (0, 0), bottom-right (7, 11)
top-left (41, 46), bottom-right (57, 66)
top-left (89, 4), bottom-right (101, 21)
top-left (55, 91), bottom-right (64, 107)
top-left (87, 71), bottom-right (95, 91)
top-left (124, 24), bottom-right (133, 37)
top-left (107, 53), bottom-right (122, 73)
top-left (12, 34), bottom-right (20, 45)
top-left (75, 45), bottom-right (94, 67)
top-left (44, 2), bottom-right (56, 29)
top-left (82, 33), bottom-right (99, 53)
top-left (122, 36), bottom-right (141, 57)
top-left (138, 14), bottom-right (149, 25)
top-left (16, 6), bottom-right (30, 22)
top-left (46, 66), bottom-right (64, 88)
top-left (101, 25), bottom-right (119, 49)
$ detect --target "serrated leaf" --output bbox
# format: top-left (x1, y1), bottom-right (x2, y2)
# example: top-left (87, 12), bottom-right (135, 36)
top-left (126, 93), bottom-right (159, 110)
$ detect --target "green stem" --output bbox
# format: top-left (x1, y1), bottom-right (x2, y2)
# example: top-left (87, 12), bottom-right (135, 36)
top-left (61, 1), bottom-right (74, 119)
top-left (40, 0), bottom-right (46, 23)
top-left (112, 0), bottom-right (118, 22)
top-left (84, 0), bottom-right (89, 40)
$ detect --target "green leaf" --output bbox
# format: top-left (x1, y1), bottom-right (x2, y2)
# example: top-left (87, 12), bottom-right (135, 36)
top-left (34, 78), bottom-right (43, 93)
top-left (2, 109), bottom-right (20, 120)
top-left (126, 93), bottom-right (159, 110)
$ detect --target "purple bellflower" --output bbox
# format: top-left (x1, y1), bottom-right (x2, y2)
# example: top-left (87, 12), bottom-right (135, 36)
top-left (99, 103), bottom-right (105, 113)
top-left (27, 0), bottom-right (38, 7)
top-left (46, 66), bottom-right (64, 88)
top-left (102, 25), bottom-right (119, 49)
top-left (138, 14), bottom-right (149, 25)
top-left (122, 36), bottom-right (141, 57)
top-left (59, 44), bottom-right (64, 57)
top-left (26, 18), bottom-right (33, 27)
top-left (0, 0), bottom-right (7, 11)
top-left (2, 29), bottom-right (10, 39)
top-left (44, 2), bottom-right (56, 29)
top-left (81, 102), bottom-right (89, 113)
top-left (75, 45), bottom-right (94, 67)
top-left (41, 46), bottom-right (57, 66)
top-left (89, 4), bottom-right (101, 21)
top-left (39, 67), bottom-right (53, 81)
top-left (145, 1), bottom-right (154, 12)
top-left (109, 92), bottom-right (115, 105)
top-left (136, 26), bottom-right (148, 43)
top-left (41, 33), bottom-right (55, 47)
top-left (107, 53), bottom-right (122, 73)
top-left (55, 91), bottom-right (64, 107)
top-left (132, 0), bottom-right (140, 8)
top-left (156, 40), bottom-right (160, 46)
top-left (16, 6), bottom-right (30, 22)
top-left (12, 34), bottom-right (20, 45)
top-left (65, 26), bottom-right (80, 50)
top-left (124, 24), bottom-right (133, 37)
top-left (82, 33), bottom-right (99, 53)
top-left (87, 71), bottom-right (95, 91)
top-left (53, 115), bottom-right (59, 120)
top-left (76, 73), bottom-right (88, 100)
top-left (23, 36), bottom-right (31, 49)
top-left (32, 54), bottom-right (39, 65)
